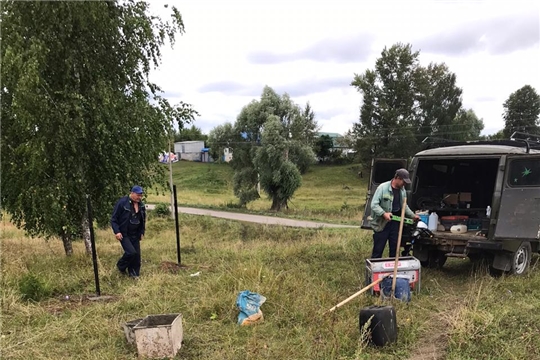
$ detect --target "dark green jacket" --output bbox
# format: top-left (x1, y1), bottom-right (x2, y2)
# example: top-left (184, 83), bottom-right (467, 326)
top-left (370, 180), bottom-right (415, 232)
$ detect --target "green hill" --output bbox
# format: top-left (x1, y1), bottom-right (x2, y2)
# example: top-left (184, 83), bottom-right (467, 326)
top-left (146, 162), bottom-right (367, 224)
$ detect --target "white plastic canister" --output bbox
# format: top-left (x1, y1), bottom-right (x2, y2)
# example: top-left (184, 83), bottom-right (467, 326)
top-left (450, 224), bottom-right (468, 234)
top-left (428, 212), bottom-right (438, 232)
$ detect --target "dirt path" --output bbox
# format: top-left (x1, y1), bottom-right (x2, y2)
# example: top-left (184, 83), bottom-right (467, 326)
top-left (146, 205), bottom-right (359, 229)
top-left (406, 323), bottom-right (449, 360)
top-left (405, 295), bottom-right (461, 360)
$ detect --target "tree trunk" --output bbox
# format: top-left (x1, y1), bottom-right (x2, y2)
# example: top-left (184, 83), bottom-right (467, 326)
top-left (271, 198), bottom-right (288, 211)
top-left (81, 214), bottom-right (92, 255)
top-left (61, 232), bottom-right (73, 256)
top-left (271, 198), bottom-right (281, 211)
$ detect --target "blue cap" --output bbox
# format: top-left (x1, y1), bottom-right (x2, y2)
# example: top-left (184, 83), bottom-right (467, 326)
top-left (131, 185), bottom-right (144, 194)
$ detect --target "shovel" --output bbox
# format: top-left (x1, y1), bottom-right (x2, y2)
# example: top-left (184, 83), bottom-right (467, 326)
top-left (326, 274), bottom-right (390, 313)
top-left (391, 197), bottom-right (408, 297)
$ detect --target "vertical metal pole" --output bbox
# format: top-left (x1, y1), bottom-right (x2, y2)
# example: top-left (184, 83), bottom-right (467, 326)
top-left (173, 185), bottom-right (181, 265)
top-left (168, 140), bottom-right (175, 219)
top-left (86, 195), bottom-right (100, 296)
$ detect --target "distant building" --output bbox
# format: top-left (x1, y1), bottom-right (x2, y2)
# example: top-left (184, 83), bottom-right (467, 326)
top-left (174, 140), bottom-right (205, 161)
top-left (201, 148), bottom-right (212, 163)
top-left (223, 148), bottom-right (233, 163)
top-left (316, 132), bottom-right (344, 149)
top-left (316, 132), bottom-right (355, 157)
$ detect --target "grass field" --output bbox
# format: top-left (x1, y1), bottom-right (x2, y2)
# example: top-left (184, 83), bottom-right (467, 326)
top-left (2, 214), bottom-right (540, 359)
top-left (145, 161), bottom-right (366, 224)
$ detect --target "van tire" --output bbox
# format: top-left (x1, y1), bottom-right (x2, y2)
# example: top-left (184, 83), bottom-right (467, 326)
top-left (420, 250), bottom-right (447, 269)
top-left (511, 241), bottom-right (531, 275)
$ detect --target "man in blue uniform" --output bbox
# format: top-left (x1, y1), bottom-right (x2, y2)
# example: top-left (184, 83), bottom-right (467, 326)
top-left (111, 185), bottom-right (146, 278)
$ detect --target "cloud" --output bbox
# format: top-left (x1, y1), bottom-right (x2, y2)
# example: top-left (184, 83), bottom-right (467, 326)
top-left (197, 76), bottom-right (352, 99)
top-left (247, 33), bottom-right (376, 64)
top-left (161, 90), bottom-right (183, 99)
top-left (198, 81), bottom-right (261, 97)
top-left (417, 12), bottom-right (539, 56)
top-left (473, 96), bottom-right (498, 103)
top-left (315, 107), bottom-right (348, 120)
top-left (275, 76), bottom-right (353, 97)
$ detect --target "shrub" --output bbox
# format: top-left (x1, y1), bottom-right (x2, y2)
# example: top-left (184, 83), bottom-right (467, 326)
top-left (154, 203), bottom-right (171, 217)
top-left (225, 201), bottom-right (243, 209)
top-left (19, 273), bottom-right (52, 302)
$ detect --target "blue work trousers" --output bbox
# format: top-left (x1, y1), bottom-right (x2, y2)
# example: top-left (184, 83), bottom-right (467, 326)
top-left (117, 236), bottom-right (141, 276)
top-left (371, 220), bottom-right (399, 258)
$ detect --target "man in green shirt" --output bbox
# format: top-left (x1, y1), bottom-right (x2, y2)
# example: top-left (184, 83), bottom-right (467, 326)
top-left (370, 169), bottom-right (419, 258)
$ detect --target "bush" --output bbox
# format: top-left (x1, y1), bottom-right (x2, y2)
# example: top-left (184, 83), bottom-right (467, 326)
top-left (19, 273), bottom-right (52, 302)
top-left (225, 201), bottom-right (243, 209)
top-left (154, 203), bottom-right (171, 217)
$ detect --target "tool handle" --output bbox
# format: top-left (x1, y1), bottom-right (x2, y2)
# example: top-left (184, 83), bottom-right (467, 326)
top-left (326, 275), bottom-right (389, 313)
top-left (392, 197), bottom-right (408, 294)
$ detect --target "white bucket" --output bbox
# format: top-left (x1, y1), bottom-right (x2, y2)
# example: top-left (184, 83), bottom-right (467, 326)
top-left (450, 224), bottom-right (467, 234)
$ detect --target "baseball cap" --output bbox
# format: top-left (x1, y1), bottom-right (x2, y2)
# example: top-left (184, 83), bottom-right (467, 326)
top-left (395, 169), bottom-right (411, 184)
top-left (131, 185), bottom-right (144, 194)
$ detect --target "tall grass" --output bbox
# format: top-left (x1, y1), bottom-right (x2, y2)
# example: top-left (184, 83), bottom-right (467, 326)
top-left (1, 216), bottom-right (539, 359)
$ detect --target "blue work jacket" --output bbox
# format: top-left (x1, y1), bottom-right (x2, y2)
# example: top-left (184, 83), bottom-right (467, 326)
top-left (110, 196), bottom-right (146, 239)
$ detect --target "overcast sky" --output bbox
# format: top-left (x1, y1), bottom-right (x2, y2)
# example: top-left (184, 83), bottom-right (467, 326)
top-left (149, 0), bottom-right (540, 136)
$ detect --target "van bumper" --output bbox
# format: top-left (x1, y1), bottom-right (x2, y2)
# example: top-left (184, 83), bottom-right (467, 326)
top-left (466, 240), bottom-right (503, 251)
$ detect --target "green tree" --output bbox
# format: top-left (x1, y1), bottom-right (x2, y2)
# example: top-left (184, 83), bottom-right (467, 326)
top-left (450, 109), bottom-right (485, 141)
top-left (485, 129), bottom-right (506, 140)
top-left (351, 43), bottom-right (421, 163)
top-left (502, 85), bottom-right (540, 137)
top-left (351, 43), bottom-right (463, 163)
top-left (174, 125), bottom-right (207, 142)
top-left (1, 1), bottom-right (195, 255)
top-left (255, 116), bottom-right (302, 211)
top-left (223, 86), bottom-right (316, 207)
top-left (314, 135), bottom-right (334, 161)
top-left (415, 63), bottom-right (463, 142)
top-left (206, 122), bottom-right (236, 162)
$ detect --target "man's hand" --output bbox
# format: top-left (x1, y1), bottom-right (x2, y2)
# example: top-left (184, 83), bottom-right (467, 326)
top-left (140, 234), bottom-right (144, 241)
top-left (115, 233), bottom-right (123, 241)
top-left (383, 212), bottom-right (392, 221)
top-left (413, 215), bottom-right (420, 221)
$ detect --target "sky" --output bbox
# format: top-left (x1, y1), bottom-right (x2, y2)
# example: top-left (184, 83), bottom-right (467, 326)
top-left (148, 0), bottom-right (540, 136)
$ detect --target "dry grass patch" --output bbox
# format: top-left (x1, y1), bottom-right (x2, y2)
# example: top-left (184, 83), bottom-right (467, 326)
top-left (2, 216), bottom-right (540, 359)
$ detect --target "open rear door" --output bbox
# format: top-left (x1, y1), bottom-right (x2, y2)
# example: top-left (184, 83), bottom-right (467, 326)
top-left (361, 158), bottom-right (408, 229)
top-left (494, 154), bottom-right (540, 240)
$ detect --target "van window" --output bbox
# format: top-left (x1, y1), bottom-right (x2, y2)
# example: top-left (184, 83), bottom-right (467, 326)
top-left (508, 159), bottom-right (540, 187)
top-left (373, 161), bottom-right (406, 184)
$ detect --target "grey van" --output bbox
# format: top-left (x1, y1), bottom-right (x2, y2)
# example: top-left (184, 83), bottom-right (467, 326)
top-left (362, 136), bottom-right (540, 275)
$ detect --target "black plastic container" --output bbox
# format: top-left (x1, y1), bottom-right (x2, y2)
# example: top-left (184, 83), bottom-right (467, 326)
top-left (359, 305), bottom-right (397, 346)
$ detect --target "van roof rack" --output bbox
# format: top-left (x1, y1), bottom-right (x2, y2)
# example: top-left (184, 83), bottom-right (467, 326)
top-left (509, 132), bottom-right (540, 153)
top-left (421, 137), bottom-right (459, 144)
top-left (422, 134), bottom-right (540, 153)
top-left (510, 131), bottom-right (540, 143)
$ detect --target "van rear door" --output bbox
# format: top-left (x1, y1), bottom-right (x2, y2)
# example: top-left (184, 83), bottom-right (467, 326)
top-left (494, 154), bottom-right (540, 240)
top-left (361, 158), bottom-right (408, 229)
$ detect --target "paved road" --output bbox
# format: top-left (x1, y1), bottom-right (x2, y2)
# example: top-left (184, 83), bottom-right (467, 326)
top-left (146, 205), bottom-right (359, 229)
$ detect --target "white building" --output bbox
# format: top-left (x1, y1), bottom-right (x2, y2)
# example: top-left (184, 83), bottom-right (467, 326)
top-left (174, 141), bottom-right (205, 161)
top-left (223, 148), bottom-right (233, 163)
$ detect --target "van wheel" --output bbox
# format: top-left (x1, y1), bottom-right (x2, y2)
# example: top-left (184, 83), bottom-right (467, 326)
top-left (420, 250), bottom-right (447, 269)
top-left (511, 242), bottom-right (531, 275)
